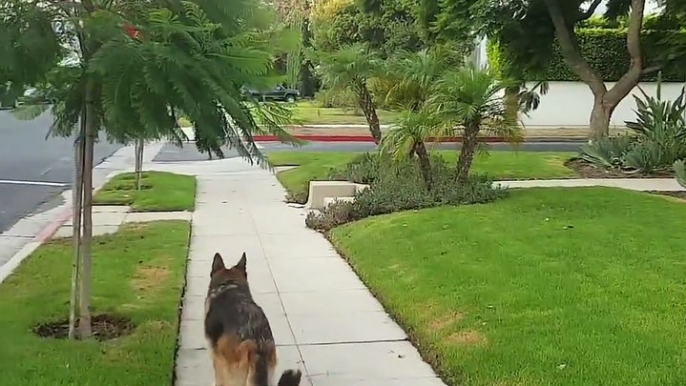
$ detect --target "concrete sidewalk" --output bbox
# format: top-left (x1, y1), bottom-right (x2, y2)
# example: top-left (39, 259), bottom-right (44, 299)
top-left (156, 159), bottom-right (446, 386)
top-left (498, 177), bottom-right (685, 191)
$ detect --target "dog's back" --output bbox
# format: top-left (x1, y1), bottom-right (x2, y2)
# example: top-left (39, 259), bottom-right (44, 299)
top-left (205, 252), bottom-right (301, 386)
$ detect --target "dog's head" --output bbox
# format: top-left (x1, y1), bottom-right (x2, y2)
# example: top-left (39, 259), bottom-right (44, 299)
top-left (209, 252), bottom-right (248, 286)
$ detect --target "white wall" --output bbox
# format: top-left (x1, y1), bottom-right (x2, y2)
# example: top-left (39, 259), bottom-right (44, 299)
top-left (520, 81), bottom-right (684, 128)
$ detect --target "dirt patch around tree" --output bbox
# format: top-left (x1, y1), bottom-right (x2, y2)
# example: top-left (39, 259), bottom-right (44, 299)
top-left (565, 159), bottom-right (674, 179)
top-left (33, 314), bottom-right (135, 341)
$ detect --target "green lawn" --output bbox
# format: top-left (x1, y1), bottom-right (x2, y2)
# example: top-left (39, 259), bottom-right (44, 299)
top-left (269, 151), bottom-right (577, 202)
top-left (330, 187), bottom-right (686, 386)
top-left (94, 171), bottom-right (196, 212)
top-left (180, 101), bottom-right (399, 126)
top-left (291, 101), bottom-right (399, 125)
top-left (0, 221), bottom-right (191, 386)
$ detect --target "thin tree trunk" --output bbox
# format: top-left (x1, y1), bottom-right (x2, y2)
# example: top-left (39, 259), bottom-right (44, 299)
top-left (504, 85), bottom-right (521, 121)
top-left (589, 94), bottom-right (614, 140)
top-left (413, 142), bottom-right (433, 190)
top-left (68, 122), bottom-right (85, 340)
top-left (78, 81), bottom-right (96, 339)
top-left (134, 138), bottom-right (144, 191)
top-left (357, 83), bottom-right (382, 144)
top-left (456, 125), bottom-right (479, 183)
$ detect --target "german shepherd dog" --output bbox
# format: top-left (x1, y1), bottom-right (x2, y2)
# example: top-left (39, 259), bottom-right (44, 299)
top-left (205, 252), bottom-right (302, 386)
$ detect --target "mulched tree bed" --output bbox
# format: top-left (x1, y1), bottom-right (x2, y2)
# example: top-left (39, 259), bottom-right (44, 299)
top-left (565, 159), bottom-right (675, 179)
top-left (33, 314), bottom-right (135, 341)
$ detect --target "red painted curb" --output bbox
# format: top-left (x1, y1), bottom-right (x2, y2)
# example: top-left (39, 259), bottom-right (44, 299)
top-left (34, 208), bottom-right (72, 243)
top-left (253, 135), bottom-right (506, 143)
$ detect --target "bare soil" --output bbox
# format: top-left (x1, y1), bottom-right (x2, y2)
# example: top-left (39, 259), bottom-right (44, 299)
top-left (33, 314), bottom-right (135, 341)
top-left (565, 159), bottom-right (674, 179)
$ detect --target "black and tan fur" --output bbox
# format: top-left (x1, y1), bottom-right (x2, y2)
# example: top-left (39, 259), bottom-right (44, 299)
top-left (205, 252), bottom-right (302, 386)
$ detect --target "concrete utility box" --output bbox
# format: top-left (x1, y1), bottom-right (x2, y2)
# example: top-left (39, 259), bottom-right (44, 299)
top-left (306, 181), bottom-right (369, 210)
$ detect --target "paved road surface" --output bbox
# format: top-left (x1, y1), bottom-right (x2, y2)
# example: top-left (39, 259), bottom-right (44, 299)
top-left (153, 140), bottom-right (583, 162)
top-left (0, 111), bottom-right (122, 233)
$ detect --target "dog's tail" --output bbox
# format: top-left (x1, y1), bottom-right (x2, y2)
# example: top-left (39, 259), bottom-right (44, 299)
top-left (253, 352), bottom-right (302, 386)
top-left (277, 369), bottom-right (302, 386)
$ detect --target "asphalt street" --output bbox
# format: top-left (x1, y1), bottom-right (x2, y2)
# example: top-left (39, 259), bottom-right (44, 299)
top-left (153, 140), bottom-right (584, 162)
top-left (0, 111), bottom-right (122, 233)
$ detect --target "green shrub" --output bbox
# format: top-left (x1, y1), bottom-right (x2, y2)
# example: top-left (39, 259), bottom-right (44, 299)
top-left (313, 88), bottom-right (358, 109)
top-left (327, 152), bottom-right (383, 184)
top-left (286, 189), bottom-right (309, 205)
top-left (307, 155), bottom-right (509, 232)
top-left (305, 200), bottom-right (356, 230)
top-left (488, 28), bottom-right (686, 82)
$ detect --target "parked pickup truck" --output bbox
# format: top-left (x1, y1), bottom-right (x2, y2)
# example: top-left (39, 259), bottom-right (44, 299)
top-left (244, 85), bottom-right (300, 102)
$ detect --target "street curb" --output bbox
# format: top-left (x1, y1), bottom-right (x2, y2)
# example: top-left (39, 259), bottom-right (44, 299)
top-left (0, 175), bottom-right (115, 285)
top-left (33, 208), bottom-right (73, 243)
top-left (252, 134), bottom-right (587, 143)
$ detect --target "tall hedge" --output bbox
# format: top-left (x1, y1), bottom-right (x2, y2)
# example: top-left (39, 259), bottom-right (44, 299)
top-left (488, 28), bottom-right (686, 82)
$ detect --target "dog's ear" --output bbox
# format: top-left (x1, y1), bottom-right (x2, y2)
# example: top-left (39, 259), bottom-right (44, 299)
top-left (211, 253), bottom-right (225, 276)
top-left (235, 252), bottom-right (247, 273)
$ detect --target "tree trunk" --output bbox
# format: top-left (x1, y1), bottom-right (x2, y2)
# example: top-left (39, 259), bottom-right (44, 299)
top-left (413, 142), bottom-right (433, 190)
top-left (78, 81), bottom-right (96, 339)
top-left (456, 125), bottom-right (479, 184)
top-left (68, 123), bottom-right (85, 340)
top-left (357, 83), bottom-right (382, 144)
top-left (544, 0), bottom-right (647, 140)
top-left (504, 85), bottom-right (521, 121)
top-left (134, 139), bottom-right (144, 190)
top-left (589, 94), bottom-right (614, 140)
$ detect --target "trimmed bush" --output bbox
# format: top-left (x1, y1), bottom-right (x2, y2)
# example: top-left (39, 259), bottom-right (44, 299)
top-left (327, 152), bottom-right (382, 184)
top-left (313, 88), bottom-right (359, 109)
top-left (307, 154), bottom-right (509, 232)
top-left (488, 28), bottom-right (686, 82)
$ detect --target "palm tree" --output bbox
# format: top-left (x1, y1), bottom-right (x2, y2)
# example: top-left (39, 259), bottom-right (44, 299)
top-left (384, 46), bottom-right (456, 111)
top-left (315, 44), bottom-right (385, 142)
top-left (378, 46), bottom-right (458, 188)
top-left (380, 107), bottom-right (444, 189)
top-left (430, 65), bottom-right (523, 183)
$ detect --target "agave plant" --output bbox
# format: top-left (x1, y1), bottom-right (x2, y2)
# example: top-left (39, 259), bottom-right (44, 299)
top-left (626, 86), bottom-right (686, 142)
top-left (674, 160), bottom-right (686, 188)
top-left (579, 135), bottom-right (635, 169)
top-left (621, 79), bottom-right (686, 173)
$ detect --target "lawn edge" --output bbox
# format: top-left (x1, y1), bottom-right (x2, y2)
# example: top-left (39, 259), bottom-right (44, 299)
top-left (169, 219), bottom-right (194, 386)
top-left (325, 229), bottom-right (456, 386)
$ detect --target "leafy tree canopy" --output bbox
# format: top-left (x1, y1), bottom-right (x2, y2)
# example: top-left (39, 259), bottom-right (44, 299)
top-left (419, 0), bottom-right (681, 78)
top-left (1, 0), bottom-right (296, 161)
top-left (311, 0), bottom-right (423, 56)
